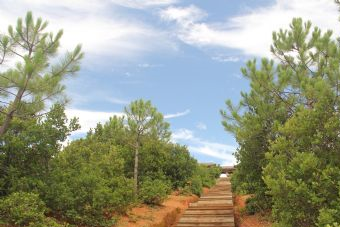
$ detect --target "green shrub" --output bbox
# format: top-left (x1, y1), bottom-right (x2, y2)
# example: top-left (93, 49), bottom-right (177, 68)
top-left (139, 178), bottom-right (170, 205)
top-left (27, 218), bottom-right (65, 227)
top-left (0, 192), bottom-right (46, 226)
top-left (186, 175), bottom-right (203, 196)
top-left (45, 141), bottom-right (134, 227)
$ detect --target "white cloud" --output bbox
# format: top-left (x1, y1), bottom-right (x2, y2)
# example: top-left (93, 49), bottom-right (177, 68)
top-left (0, 0), bottom-right (176, 62)
top-left (160, 0), bottom-right (340, 57)
top-left (164, 109), bottom-right (190, 119)
top-left (111, 0), bottom-right (178, 9)
top-left (171, 128), bottom-right (194, 140)
top-left (211, 55), bottom-right (240, 63)
top-left (66, 109), bottom-right (125, 133)
top-left (138, 63), bottom-right (163, 68)
top-left (66, 108), bottom-right (190, 134)
top-left (160, 5), bottom-right (207, 25)
top-left (172, 128), bottom-right (236, 165)
top-left (196, 122), bottom-right (207, 130)
top-left (106, 97), bottom-right (130, 105)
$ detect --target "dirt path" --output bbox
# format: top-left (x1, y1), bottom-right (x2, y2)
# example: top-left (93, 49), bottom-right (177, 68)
top-left (116, 193), bottom-right (198, 227)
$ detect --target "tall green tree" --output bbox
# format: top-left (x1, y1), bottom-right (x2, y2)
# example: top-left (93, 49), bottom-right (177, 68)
top-left (0, 11), bottom-right (83, 136)
top-left (222, 16), bottom-right (340, 227)
top-left (124, 99), bottom-right (170, 196)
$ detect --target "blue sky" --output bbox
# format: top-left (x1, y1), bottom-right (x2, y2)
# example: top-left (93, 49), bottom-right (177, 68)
top-left (1, 0), bottom-right (339, 165)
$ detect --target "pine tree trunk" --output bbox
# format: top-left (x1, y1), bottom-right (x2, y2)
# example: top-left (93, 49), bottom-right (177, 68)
top-left (133, 141), bottom-right (139, 197)
top-left (0, 113), bottom-right (13, 136)
top-left (0, 73), bottom-right (32, 137)
top-left (0, 87), bottom-right (26, 137)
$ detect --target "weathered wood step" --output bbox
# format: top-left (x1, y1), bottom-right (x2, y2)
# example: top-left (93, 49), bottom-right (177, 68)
top-left (178, 217), bottom-right (234, 223)
top-left (177, 224), bottom-right (234, 227)
top-left (184, 210), bottom-right (233, 215)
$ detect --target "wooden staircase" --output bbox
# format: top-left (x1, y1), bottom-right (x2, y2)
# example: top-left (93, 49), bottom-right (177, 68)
top-left (176, 177), bottom-right (235, 227)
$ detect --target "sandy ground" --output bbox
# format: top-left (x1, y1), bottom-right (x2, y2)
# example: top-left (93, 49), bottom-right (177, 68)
top-left (116, 192), bottom-right (199, 227)
top-left (234, 195), bottom-right (272, 227)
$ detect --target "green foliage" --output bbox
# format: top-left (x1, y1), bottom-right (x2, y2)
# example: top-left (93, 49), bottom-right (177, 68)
top-left (139, 177), bottom-right (170, 205)
top-left (185, 175), bottom-right (203, 196)
top-left (162, 144), bottom-right (197, 189)
top-left (223, 16), bottom-right (340, 227)
top-left (0, 104), bottom-right (79, 196)
top-left (45, 140), bottom-right (134, 226)
top-left (244, 195), bottom-right (271, 215)
top-left (197, 165), bottom-right (221, 188)
top-left (182, 165), bottom-right (221, 196)
top-left (0, 192), bottom-right (61, 227)
top-left (27, 218), bottom-right (64, 227)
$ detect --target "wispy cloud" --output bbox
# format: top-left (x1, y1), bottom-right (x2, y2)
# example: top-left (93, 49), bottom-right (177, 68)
top-left (111, 0), bottom-right (178, 9)
top-left (106, 97), bottom-right (130, 105)
top-left (0, 0), bottom-right (177, 62)
top-left (172, 128), bottom-right (194, 140)
top-left (164, 109), bottom-right (190, 119)
top-left (137, 63), bottom-right (163, 68)
top-left (196, 122), bottom-right (207, 130)
top-left (160, 0), bottom-right (339, 57)
top-left (172, 128), bottom-right (236, 165)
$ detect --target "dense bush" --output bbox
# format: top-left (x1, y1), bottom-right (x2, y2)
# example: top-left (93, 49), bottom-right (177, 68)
top-left (163, 144), bottom-right (198, 189)
top-left (0, 192), bottom-right (61, 227)
top-left (44, 140), bottom-right (134, 226)
top-left (264, 107), bottom-right (340, 227)
top-left (0, 105), bottom-right (78, 196)
top-left (139, 177), bottom-right (171, 205)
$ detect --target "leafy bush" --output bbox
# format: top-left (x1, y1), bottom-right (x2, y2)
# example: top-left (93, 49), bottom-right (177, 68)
top-left (0, 192), bottom-right (62, 227)
top-left (184, 175), bottom-right (203, 196)
top-left (45, 140), bottom-right (135, 227)
top-left (139, 178), bottom-right (170, 205)
top-left (163, 144), bottom-right (197, 189)
top-left (0, 192), bottom-right (46, 226)
top-left (197, 165), bottom-right (220, 188)
top-left (27, 218), bottom-right (64, 227)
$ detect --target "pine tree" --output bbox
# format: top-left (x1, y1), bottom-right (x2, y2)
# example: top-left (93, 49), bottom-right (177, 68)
top-left (124, 99), bottom-right (170, 196)
top-left (0, 11), bottom-right (83, 136)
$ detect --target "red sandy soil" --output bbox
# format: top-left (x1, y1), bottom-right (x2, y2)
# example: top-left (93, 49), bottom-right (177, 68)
top-left (234, 195), bottom-right (272, 227)
top-left (116, 191), bottom-right (199, 227)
